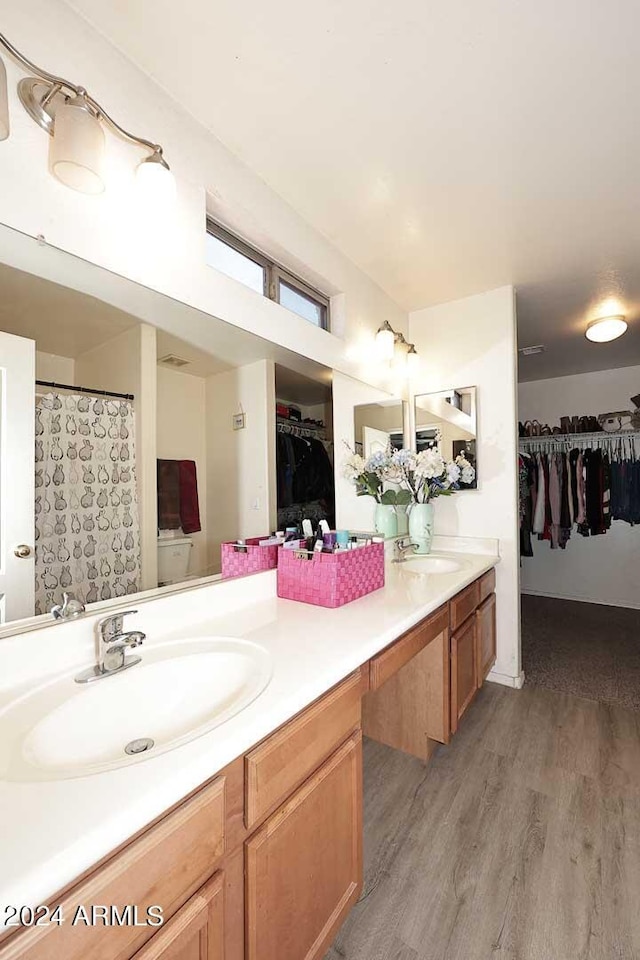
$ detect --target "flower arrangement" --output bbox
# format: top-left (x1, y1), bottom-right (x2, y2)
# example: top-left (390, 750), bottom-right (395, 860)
top-left (342, 446), bottom-right (412, 507)
top-left (388, 447), bottom-right (476, 503)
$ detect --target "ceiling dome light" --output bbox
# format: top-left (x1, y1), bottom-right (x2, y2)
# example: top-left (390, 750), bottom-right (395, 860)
top-left (585, 315), bottom-right (628, 343)
top-left (50, 93), bottom-right (105, 195)
top-left (136, 150), bottom-right (176, 207)
top-left (375, 321), bottom-right (395, 361)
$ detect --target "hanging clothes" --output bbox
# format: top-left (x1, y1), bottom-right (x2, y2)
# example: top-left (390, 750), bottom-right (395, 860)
top-left (518, 434), bottom-right (640, 558)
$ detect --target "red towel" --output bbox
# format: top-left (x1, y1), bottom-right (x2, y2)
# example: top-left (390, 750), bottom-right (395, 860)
top-left (178, 460), bottom-right (201, 534)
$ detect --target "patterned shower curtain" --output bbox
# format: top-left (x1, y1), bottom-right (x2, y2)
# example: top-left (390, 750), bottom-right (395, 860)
top-left (34, 393), bottom-right (141, 616)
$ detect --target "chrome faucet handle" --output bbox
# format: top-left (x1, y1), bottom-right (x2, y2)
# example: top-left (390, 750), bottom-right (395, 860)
top-left (99, 610), bottom-right (139, 643)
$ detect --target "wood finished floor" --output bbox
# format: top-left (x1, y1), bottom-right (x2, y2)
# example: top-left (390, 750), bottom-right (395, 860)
top-left (325, 682), bottom-right (640, 960)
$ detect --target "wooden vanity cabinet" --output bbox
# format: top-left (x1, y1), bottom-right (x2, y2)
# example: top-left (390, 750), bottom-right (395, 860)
top-left (476, 592), bottom-right (497, 687)
top-left (450, 615), bottom-right (477, 733)
top-left (130, 872), bottom-right (224, 960)
top-left (245, 733), bottom-right (362, 960)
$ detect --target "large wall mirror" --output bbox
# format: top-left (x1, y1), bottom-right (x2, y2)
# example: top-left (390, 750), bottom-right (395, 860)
top-left (353, 399), bottom-right (408, 457)
top-left (414, 387), bottom-right (477, 488)
top-left (0, 227), bottom-right (334, 632)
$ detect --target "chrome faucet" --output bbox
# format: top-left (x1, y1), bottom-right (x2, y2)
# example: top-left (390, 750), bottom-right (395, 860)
top-left (393, 538), bottom-right (419, 563)
top-left (74, 610), bottom-right (146, 684)
top-left (51, 591), bottom-right (85, 620)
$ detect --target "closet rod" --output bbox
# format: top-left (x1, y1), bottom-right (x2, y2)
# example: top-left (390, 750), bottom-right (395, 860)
top-left (35, 379), bottom-right (134, 401)
top-left (520, 430), bottom-right (640, 443)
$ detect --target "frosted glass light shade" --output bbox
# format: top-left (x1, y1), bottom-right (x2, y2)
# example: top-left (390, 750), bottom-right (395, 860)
top-left (406, 345), bottom-right (420, 375)
top-left (50, 98), bottom-right (105, 195)
top-left (136, 154), bottom-right (176, 208)
top-left (375, 323), bottom-right (395, 360)
top-left (585, 315), bottom-right (627, 343)
top-left (0, 56), bottom-right (9, 141)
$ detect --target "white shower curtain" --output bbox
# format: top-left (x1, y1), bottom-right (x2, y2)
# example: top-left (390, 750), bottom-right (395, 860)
top-left (34, 392), bottom-right (141, 616)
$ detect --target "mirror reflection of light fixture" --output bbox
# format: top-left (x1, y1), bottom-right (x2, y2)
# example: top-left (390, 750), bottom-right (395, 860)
top-left (406, 343), bottom-right (419, 375)
top-left (0, 56), bottom-right (9, 141)
top-left (375, 320), bottom-right (395, 360)
top-left (585, 315), bottom-right (627, 343)
top-left (0, 32), bottom-right (175, 204)
top-left (393, 331), bottom-right (409, 370)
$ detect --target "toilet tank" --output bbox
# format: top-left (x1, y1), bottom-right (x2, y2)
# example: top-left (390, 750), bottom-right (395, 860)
top-left (157, 536), bottom-right (193, 585)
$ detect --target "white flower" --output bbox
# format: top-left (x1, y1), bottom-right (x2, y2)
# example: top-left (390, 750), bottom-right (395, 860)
top-left (446, 462), bottom-right (461, 485)
top-left (461, 464), bottom-right (475, 484)
top-left (342, 453), bottom-right (365, 482)
top-left (392, 448), bottom-right (417, 470)
top-left (414, 448), bottom-right (445, 480)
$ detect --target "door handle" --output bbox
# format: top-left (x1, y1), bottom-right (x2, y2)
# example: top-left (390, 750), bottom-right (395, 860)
top-left (14, 544), bottom-right (32, 559)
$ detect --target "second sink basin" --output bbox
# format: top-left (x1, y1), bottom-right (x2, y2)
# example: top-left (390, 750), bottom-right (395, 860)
top-left (0, 637), bottom-right (272, 781)
top-left (399, 555), bottom-right (467, 575)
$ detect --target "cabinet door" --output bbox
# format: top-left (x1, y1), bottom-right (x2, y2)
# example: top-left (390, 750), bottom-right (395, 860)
top-left (450, 616), bottom-right (477, 734)
top-left (131, 873), bottom-right (224, 960)
top-left (246, 733), bottom-right (362, 960)
top-left (476, 592), bottom-right (496, 687)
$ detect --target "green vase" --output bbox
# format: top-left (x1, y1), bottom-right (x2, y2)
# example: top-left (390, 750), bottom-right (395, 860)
top-left (374, 503), bottom-right (398, 538)
top-left (408, 502), bottom-right (435, 553)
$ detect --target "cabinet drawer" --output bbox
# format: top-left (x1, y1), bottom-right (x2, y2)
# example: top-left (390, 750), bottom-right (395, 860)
top-left (368, 605), bottom-right (449, 691)
top-left (478, 567), bottom-right (496, 605)
top-left (0, 774), bottom-right (227, 960)
top-left (245, 669), bottom-right (363, 829)
top-left (131, 872), bottom-right (224, 960)
top-left (450, 580), bottom-right (480, 632)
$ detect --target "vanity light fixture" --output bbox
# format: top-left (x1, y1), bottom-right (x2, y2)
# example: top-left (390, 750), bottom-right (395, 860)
top-left (0, 32), bottom-right (175, 200)
top-left (0, 55), bottom-right (9, 141)
top-left (375, 320), bottom-right (396, 360)
top-left (585, 315), bottom-right (628, 343)
top-left (406, 342), bottom-right (419, 375)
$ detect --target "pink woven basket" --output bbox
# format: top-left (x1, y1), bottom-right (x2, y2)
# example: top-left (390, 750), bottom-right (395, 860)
top-left (277, 542), bottom-right (385, 608)
top-left (221, 537), bottom-right (279, 579)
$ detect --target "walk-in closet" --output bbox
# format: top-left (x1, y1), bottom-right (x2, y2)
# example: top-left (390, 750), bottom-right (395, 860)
top-left (518, 364), bottom-right (640, 710)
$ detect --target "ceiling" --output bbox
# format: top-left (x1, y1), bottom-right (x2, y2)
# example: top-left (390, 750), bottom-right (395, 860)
top-left (0, 262), bottom-right (137, 356)
top-left (65, 0), bottom-right (640, 381)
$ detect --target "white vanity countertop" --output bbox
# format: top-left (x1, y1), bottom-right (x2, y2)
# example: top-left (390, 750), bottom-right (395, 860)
top-left (0, 548), bottom-right (499, 924)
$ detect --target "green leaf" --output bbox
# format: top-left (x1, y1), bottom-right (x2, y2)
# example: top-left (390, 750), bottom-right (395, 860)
top-left (395, 489), bottom-right (413, 506)
top-left (380, 489), bottom-right (398, 505)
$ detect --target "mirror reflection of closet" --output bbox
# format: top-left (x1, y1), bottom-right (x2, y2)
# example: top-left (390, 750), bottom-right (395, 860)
top-left (414, 387), bottom-right (478, 488)
top-left (275, 364), bottom-right (335, 532)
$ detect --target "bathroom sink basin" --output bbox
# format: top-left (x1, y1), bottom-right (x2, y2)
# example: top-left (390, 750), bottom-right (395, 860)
top-left (0, 637), bottom-right (272, 781)
top-left (399, 555), bottom-right (467, 575)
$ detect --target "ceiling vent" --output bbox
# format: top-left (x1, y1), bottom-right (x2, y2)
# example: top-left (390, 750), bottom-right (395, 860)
top-left (158, 353), bottom-right (190, 368)
top-left (518, 345), bottom-right (546, 356)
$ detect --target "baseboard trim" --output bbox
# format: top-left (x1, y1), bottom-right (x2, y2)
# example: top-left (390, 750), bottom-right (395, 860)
top-left (520, 588), bottom-right (640, 611)
top-left (487, 669), bottom-right (525, 689)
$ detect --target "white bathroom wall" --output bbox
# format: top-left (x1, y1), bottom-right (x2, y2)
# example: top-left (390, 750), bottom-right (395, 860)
top-left (75, 324), bottom-right (158, 588)
top-left (35, 351), bottom-right (75, 383)
top-left (156, 366), bottom-right (208, 579)
top-left (0, 0), bottom-right (408, 384)
top-left (205, 360), bottom-right (276, 573)
top-left (519, 365), bottom-right (640, 608)
top-left (409, 286), bottom-right (521, 686)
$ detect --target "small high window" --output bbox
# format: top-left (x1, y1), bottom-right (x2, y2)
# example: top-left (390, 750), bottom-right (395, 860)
top-left (206, 219), bottom-right (330, 329)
